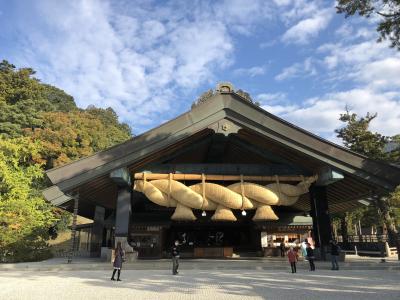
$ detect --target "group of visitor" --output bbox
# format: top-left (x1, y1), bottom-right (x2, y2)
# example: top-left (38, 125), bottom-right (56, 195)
top-left (110, 239), bottom-right (185, 280)
top-left (285, 240), bottom-right (341, 273)
top-left (110, 239), bottom-right (342, 280)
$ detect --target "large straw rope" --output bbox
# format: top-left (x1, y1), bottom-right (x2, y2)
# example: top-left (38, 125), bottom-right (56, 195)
top-left (133, 175), bottom-right (316, 221)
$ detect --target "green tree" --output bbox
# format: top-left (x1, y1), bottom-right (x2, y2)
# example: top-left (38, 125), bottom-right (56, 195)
top-left (0, 59), bottom-right (132, 168)
top-left (335, 109), bottom-right (389, 160)
top-left (0, 137), bottom-right (56, 262)
top-left (337, 0), bottom-right (400, 50)
top-left (25, 109), bottom-right (131, 169)
top-left (335, 109), bottom-right (400, 247)
top-left (0, 60), bottom-right (133, 261)
top-left (0, 59), bottom-right (76, 138)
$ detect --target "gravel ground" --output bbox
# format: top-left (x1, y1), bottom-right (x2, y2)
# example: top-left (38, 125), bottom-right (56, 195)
top-left (1, 268), bottom-right (399, 300)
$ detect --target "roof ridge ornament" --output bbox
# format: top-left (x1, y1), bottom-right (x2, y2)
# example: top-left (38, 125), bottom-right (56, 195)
top-left (216, 82), bottom-right (234, 93)
top-left (191, 88), bottom-right (215, 109)
top-left (191, 82), bottom-right (257, 109)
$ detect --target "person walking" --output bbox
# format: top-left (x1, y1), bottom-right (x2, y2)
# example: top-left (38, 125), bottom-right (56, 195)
top-left (279, 241), bottom-right (285, 257)
top-left (111, 241), bottom-right (125, 281)
top-left (287, 247), bottom-right (298, 273)
top-left (171, 240), bottom-right (181, 275)
top-left (306, 242), bottom-right (315, 271)
top-left (329, 240), bottom-right (341, 270)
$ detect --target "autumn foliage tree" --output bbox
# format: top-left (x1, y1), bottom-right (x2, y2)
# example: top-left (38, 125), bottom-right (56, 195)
top-left (25, 108), bottom-right (131, 169)
top-left (0, 60), bottom-right (132, 261)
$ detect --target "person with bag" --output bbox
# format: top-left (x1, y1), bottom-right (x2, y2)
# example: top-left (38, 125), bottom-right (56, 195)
top-left (306, 242), bottom-right (315, 271)
top-left (329, 240), bottom-right (341, 270)
top-left (111, 241), bottom-right (125, 281)
top-left (287, 247), bottom-right (298, 273)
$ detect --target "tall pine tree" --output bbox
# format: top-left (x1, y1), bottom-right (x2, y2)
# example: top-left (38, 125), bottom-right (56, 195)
top-left (335, 109), bottom-right (400, 250)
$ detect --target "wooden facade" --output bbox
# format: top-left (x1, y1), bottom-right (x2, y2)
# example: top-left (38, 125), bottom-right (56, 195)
top-left (43, 84), bottom-right (400, 260)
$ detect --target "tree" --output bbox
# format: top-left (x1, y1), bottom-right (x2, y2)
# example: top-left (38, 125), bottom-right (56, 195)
top-left (337, 0), bottom-right (400, 50)
top-left (0, 60), bottom-right (133, 262)
top-left (335, 109), bottom-right (400, 248)
top-left (0, 60), bottom-right (132, 168)
top-left (335, 109), bottom-right (389, 160)
top-left (0, 137), bottom-right (56, 262)
top-left (25, 109), bottom-right (131, 169)
top-left (0, 59), bottom-right (76, 138)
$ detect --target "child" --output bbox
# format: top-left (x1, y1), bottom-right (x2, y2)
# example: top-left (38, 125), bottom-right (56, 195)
top-left (287, 247), bottom-right (298, 273)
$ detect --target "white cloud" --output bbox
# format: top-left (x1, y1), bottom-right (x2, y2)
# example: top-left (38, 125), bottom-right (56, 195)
top-left (233, 66), bottom-right (266, 77)
top-left (8, 0), bottom-right (397, 142)
top-left (273, 0), bottom-right (292, 7)
top-left (318, 37), bottom-right (400, 92)
top-left (266, 89), bottom-right (400, 138)
top-left (282, 8), bottom-right (333, 44)
top-left (351, 57), bottom-right (400, 90)
top-left (212, 0), bottom-right (274, 34)
top-left (270, 30), bottom-right (400, 140)
top-left (279, 0), bottom-right (320, 25)
top-left (14, 0), bottom-right (236, 132)
top-left (256, 92), bottom-right (287, 103)
top-left (262, 104), bottom-right (299, 115)
top-left (275, 57), bottom-right (317, 81)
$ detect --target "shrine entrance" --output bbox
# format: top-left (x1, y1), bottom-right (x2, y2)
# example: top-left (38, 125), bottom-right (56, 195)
top-left (166, 222), bottom-right (262, 258)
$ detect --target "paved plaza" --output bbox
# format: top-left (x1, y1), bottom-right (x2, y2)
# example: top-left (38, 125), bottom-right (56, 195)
top-left (1, 268), bottom-right (399, 300)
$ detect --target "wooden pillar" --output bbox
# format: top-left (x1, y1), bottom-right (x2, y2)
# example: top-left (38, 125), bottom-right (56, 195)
top-left (115, 187), bottom-right (131, 237)
top-left (110, 167), bottom-right (136, 261)
top-left (114, 187), bottom-right (136, 261)
top-left (309, 185), bottom-right (332, 260)
top-left (90, 205), bottom-right (105, 257)
top-left (67, 192), bottom-right (79, 264)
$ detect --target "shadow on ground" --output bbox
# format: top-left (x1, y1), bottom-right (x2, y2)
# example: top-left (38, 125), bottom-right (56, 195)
top-left (2, 266), bottom-right (400, 300)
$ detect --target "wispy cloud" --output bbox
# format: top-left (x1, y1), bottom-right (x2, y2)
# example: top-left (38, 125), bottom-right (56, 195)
top-left (281, 8), bottom-right (333, 44)
top-left (256, 92), bottom-right (287, 103)
top-left (275, 57), bottom-right (317, 81)
top-left (9, 0), bottom-right (240, 132)
top-left (233, 66), bottom-right (266, 77)
top-left (4, 0), bottom-right (398, 142)
top-left (279, 89), bottom-right (400, 138)
top-left (268, 33), bottom-right (400, 138)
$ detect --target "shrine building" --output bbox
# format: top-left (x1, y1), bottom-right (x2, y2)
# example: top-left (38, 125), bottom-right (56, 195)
top-left (43, 83), bottom-right (400, 260)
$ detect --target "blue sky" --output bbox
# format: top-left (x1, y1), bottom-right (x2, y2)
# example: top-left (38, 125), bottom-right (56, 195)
top-left (1, 0), bottom-right (399, 142)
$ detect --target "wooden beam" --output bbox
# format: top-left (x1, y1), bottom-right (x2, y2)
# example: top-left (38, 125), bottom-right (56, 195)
top-left (133, 173), bottom-right (316, 182)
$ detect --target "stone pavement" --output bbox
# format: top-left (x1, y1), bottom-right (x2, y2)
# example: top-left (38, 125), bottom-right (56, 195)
top-left (1, 255), bottom-right (399, 272)
top-left (0, 268), bottom-right (399, 300)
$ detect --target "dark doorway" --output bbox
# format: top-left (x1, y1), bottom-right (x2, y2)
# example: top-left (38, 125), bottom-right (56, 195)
top-left (165, 222), bottom-right (262, 258)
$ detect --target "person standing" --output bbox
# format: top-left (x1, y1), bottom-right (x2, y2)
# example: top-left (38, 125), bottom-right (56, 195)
top-left (111, 241), bottom-right (125, 281)
top-left (171, 240), bottom-right (181, 275)
top-left (287, 247), bottom-right (298, 273)
top-left (301, 240), bottom-right (308, 259)
top-left (279, 241), bottom-right (285, 257)
top-left (306, 243), bottom-right (315, 271)
top-left (329, 240), bottom-right (341, 270)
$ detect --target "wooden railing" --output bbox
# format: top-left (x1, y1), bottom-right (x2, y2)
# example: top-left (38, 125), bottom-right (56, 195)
top-left (336, 234), bottom-right (388, 243)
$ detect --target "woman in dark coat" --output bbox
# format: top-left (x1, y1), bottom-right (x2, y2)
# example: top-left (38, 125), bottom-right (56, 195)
top-left (111, 242), bottom-right (124, 281)
top-left (306, 243), bottom-right (315, 271)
